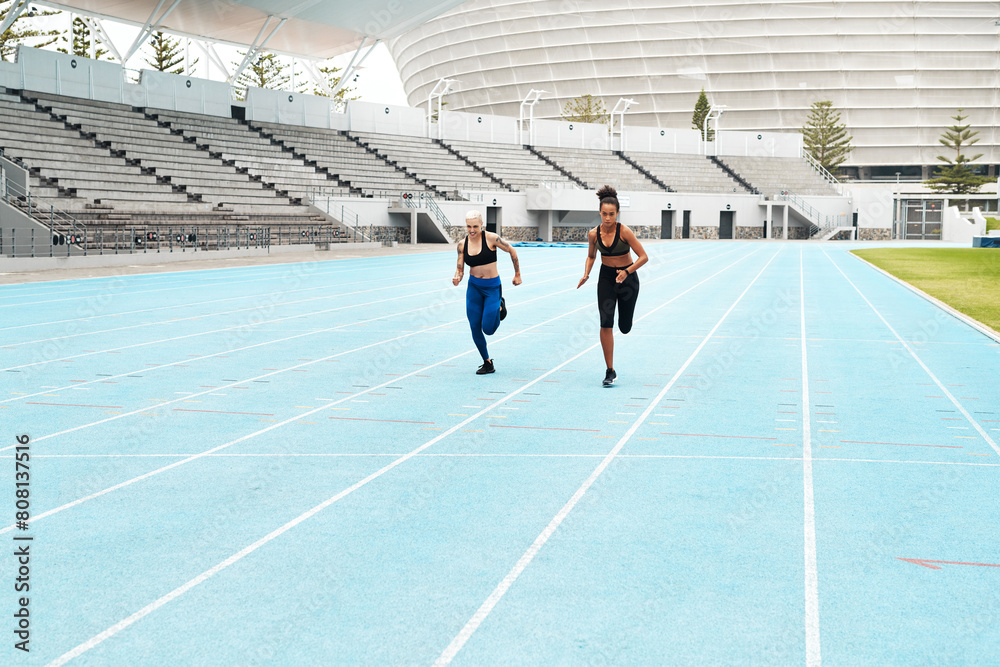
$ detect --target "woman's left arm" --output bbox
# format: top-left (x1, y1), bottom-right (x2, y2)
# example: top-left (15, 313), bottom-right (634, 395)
top-left (493, 234), bottom-right (523, 285)
top-left (616, 226), bottom-right (648, 283)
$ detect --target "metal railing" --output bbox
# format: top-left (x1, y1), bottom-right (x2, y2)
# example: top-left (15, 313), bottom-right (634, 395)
top-left (1, 163), bottom-right (87, 246)
top-left (0, 224), bottom-right (361, 258)
top-left (774, 192), bottom-right (849, 239)
top-left (802, 152), bottom-right (844, 195)
top-left (306, 188), bottom-right (380, 242)
top-left (403, 192), bottom-right (452, 232)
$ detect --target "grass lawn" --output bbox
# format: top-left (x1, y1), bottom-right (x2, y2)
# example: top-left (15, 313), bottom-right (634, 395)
top-left (851, 248), bottom-right (1000, 333)
top-left (987, 217), bottom-right (1000, 232)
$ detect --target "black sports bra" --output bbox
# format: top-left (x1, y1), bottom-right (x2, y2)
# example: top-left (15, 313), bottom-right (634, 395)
top-left (464, 235), bottom-right (498, 267)
top-left (596, 223), bottom-right (631, 257)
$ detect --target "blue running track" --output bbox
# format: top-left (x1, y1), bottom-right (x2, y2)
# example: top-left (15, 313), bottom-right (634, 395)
top-left (1, 241), bottom-right (998, 665)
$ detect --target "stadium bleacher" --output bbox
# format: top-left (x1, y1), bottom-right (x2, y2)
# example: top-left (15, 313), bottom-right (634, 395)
top-left (443, 140), bottom-right (578, 191)
top-left (716, 156), bottom-right (840, 197)
top-left (625, 152), bottom-right (751, 194)
top-left (531, 146), bottom-right (666, 191)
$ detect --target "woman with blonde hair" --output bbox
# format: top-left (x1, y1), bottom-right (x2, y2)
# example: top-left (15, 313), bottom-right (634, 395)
top-left (453, 210), bottom-right (522, 374)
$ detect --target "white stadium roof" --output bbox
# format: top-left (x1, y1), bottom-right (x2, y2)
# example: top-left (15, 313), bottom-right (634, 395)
top-left (32, 0), bottom-right (467, 59)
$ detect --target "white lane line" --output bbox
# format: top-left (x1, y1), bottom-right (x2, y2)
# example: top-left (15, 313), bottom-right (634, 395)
top-left (801, 247), bottom-right (821, 667)
top-left (434, 248), bottom-right (779, 666)
top-left (824, 251), bottom-right (1000, 456)
top-left (48, 244), bottom-right (758, 666)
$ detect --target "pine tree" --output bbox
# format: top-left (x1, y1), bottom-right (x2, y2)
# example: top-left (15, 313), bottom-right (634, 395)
top-left (311, 63), bottom-right (357, 106)
top-left (234, 52), bottom-right (289, 100)
top-left (924, 109), bottom-right (991, 195)
top-left (144, 31), bottom-right (196, 74)
top-left (57, 17), bottom-right (110, 60)
top-left (0, 0), bottom-right (60, 62)
top-left (561, 94), bottom-right (609, 125)
top-left (801, 100), bottom-right (853, 173)
top-left (691, 88), bottom-right (714, 141)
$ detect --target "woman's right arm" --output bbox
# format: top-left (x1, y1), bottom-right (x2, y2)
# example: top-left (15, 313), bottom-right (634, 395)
top-left (577, 230), bottom-right (597, 289)
top-left (452, 241), bottom-right (464, 286)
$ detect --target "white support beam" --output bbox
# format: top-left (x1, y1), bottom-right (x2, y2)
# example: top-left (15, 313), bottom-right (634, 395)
top-left (0, 0), bottom-right (30, 37)
top-left (329, 38), bottom-right (380, 101)
top-left (197, 40), bottom-right (230, 80)
top-left (228, 15), bottom-right (287, 85)
top-left (80, 16), bottom-right (122, 63)
top-left (299, 59), bottom-right (334, 98)
top-left (123, 0), bottom-right (184, 63)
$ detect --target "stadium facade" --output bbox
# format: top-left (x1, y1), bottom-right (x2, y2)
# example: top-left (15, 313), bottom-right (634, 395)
top-left (390, 0), bottom-right (1000, 180)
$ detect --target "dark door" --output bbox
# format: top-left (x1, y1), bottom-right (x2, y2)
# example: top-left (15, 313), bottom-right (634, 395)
top-left (682, 210), bottom-right (691, 239)
top-left (719, 211), bottom-right (734, 239)
top-left (486, 206), bottom-right (499, 234)
top-left (660, 210), bottom-right (674, 239)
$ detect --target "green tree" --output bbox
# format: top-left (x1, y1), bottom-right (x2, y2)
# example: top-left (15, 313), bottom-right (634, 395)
top-left (801, 100), bottom-right (853, 173)
top-left (310, 63), bottom-right (357, 106)
top-left (561, 94), bottom-right (609, 125)
top-left (691, 88), bottom-right (714, 141)
top-left (144, 31), bottom-right (196, 74)
top-left (0, 0), bottom-right (61, 62)
top-left (234, 52), bottom-right (289, 100)
top-left (57, 16), bottom-right (111, 60)
top-left (924, 109), bottom-right (991, 195)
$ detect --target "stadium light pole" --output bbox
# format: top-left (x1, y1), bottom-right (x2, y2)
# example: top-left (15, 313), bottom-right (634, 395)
top-left (519, 89), bottom-right (545, 145)
top-left (610, 97), bottom-right (636, 151)
top-left (703, 104), bottom-right (726, 156)
top-left (427, 77), bottom-right (456, 139)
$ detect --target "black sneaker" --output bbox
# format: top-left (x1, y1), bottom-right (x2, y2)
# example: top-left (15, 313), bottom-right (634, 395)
top-left (602, 368), bottom-right (616, 386)
top-left (499, 297), bottom-right (507, 321)
top-left (476, 359), bottom-right (495, 375)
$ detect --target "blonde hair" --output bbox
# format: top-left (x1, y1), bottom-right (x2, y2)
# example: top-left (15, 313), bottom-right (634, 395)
top-left (465, 209), bottom-right (483, 223)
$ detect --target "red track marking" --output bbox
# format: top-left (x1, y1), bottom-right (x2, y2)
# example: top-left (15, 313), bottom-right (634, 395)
top-left (70, 380), bottom-right (86, 383)
top-left (778, 411), bottom-right (797, 414)
top-left (816, 412), bottom-right (835, 415)
top-left (644, 385), bottom-right (659, 387)
top-left (298, 359), bottom-right (313, 361)
top-left (370, 393), bottom-right (386, 396)
top-left (232, 387), bottom-right (249, 389)
top-left (925, 395), bottom-right (944, 398)
top-left (415, 375), bottom-right (430, 378)
top-left (941, 418), bottom-right (962, 421)
top-left (916, 383), bottom-right (932, 385)
top-left (560, 369), bottom-right (577, 372)
top-left (544, 380), bottom-right (559, 383)
top-left (61, 360), bottom-right (75, 362)
top-left (384, 373), bottom-right (401, 376)
top-left (840, 440), bottom-right (963, 449)
top-left (897, 558), bottom-right (1000, 570)
top-left (106, 351), bottom-right (121, 354)
top-left (335, 391), bottom-right (352, 394)
top-left (490, 425), bottom-right (600, 432)
top-left (660, 432), bottom-right (777, 440)
top-left (960, 397), bottom-right (979, 400)
top-left (660, 406), bottom-right (682, 409)
top-left (27, 402), bottom-right (123, 408)
top-left (263, 368), bottom-right (278, 370)
top-left (947, 385), bottom-right (964, 387)
top-left (984, 420), bottom-right (999, 423)
top-left (291, 370), bottom-right (308, 372)
top-left (145, 364), bottom-right (159, 366)
top-left (174, 409), bottom-right (274, 416)
top-left (812, 379), bottom-right (829, 382)
top-left (684, 374), bottom-right (700, 377)
top-left (781, 378), bottom-right (797, 381)
top-left (676, 385), bottom-right (694, 388)
top-left (625, 404), bottom-right (644, 407)
top-left (815, 391), bottom-right (832, 394)
top-left (329, 416), bottom-right (434, 424)
top-left (476, 398), bottom-right (495, 401)
top-left (173, 364), bottom-right (189, 367)
top-left (100, 381), bottom-right (118, 384)
top-left (215, 355), bottom-right (229, 358)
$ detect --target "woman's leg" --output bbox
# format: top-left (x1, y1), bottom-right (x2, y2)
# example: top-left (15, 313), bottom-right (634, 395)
top-left (597, 268), bottom-right (617, 369)
top-left (466, 282), bottom-right (490, 361)
top-left (616, 271), bottom-right (640, 334)
top-left (481, 283), bottom-right (502, 335)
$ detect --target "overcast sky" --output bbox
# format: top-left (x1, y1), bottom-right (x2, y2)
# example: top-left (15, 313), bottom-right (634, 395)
top-left (27, 11), bottom-right (410, 106)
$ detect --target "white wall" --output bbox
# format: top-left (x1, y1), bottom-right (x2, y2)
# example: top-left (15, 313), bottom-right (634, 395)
top-left (15, 46), bottom-right (123, 103)
top-left (942, 206), bottom-right (986, 244)
top-left (347, 100), bottom-right (425, 136)
top-left (715, 130), bottom-right (802, 158)
top-left (532, 118), bottom-right (610, 150)
top-left (845, 184), bottom-right (894, 229)
top-left (439, 110), bottom-right (519, 144)
top-left (134, 70), bottom-right (232, 117)
top-left (623, 126), bottom-right (702, 155)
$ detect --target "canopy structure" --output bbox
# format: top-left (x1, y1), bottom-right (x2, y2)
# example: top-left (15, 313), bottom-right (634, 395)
top-left (24, 0), bottom-right (466, 59)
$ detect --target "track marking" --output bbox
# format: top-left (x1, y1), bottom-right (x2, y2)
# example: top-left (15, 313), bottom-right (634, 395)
top-left (827, 250), bottom-right (1000, 457)
top-left (800, 247), bottom-right (821, 667)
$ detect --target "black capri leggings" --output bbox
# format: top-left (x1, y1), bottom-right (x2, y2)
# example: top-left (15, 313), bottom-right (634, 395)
top-left (597, 263), bottom-right (640, 333)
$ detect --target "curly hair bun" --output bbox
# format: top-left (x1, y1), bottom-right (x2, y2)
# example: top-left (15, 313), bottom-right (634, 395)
top-left (596, 185), bottom-right (618, 200)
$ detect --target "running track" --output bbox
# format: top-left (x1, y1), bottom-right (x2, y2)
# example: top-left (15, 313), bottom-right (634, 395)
top-left (1, 241), bottom-right (998, 665)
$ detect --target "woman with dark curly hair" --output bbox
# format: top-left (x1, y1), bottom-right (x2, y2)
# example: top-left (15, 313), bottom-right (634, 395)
top-left (577, 186), bottom-right (648, 386)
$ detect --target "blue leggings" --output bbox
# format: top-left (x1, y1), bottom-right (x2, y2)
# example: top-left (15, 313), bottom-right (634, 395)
top-left (467, 275), bottom-right (501, 361)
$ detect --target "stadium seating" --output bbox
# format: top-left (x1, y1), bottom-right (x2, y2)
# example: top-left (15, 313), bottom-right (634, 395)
top-left (531, 146), bottom-right (665, 191)
top-left (716, 156), bottom-right (839, 197)
top-left (348, 132), bottom-right (502, 196)
top-left (442, 140), bottom-right (577, 191)
top-left (625, 152), bottom-right (750, 194)
top-left (30, 93), bottom-right (310, 215)
top-left (151, 109), bottom-right (353, 201)
top-left (250, 122), bottom-right (440, 201)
